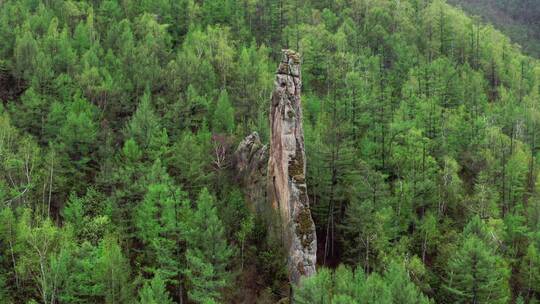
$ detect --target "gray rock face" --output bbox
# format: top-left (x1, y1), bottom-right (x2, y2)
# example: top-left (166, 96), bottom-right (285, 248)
top-left (268, 50), bottom-right (317, 284)
top-left (233, 132), bottom-right (268, 213)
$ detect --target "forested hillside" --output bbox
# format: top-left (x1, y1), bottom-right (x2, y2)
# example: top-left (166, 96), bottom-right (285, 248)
top-left (448, 0), bottom-right (540, 57)
top-left (0, 0), bottom-right (540, 303)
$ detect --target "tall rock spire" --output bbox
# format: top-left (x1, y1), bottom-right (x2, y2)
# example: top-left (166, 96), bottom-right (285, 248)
top-left (268, 49), bottom-right (317, 284)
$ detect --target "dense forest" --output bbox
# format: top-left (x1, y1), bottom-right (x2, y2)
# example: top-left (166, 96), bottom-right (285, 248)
top-left (1, 0), bottom-right (540, 303)
top-left (448, 0), bottom-right (540, 57)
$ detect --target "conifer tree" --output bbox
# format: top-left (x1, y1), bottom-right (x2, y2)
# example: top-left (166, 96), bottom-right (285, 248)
top-left (170, 129), bottom-right (214, 192)
top-left (520, 243), bottom-right (540, 300)
top-left (13, 26), bottom-right (38, 80)
top-left (125, 91), bottom-right (162, 151)
top-left (361, 273), bottom-right (392, 304)
top-left (95, 235), bottom-right (133, 304)
top-left (294, 268), bottom-right (333, 304)
top-left (138, 274), bottom-right (174, 304)
top-left (444, 235), bottom-right (510, 303)
top-left (385, 262), bottom-right (432, 304)
top-left (184, 188), bottom-right (233, 303)
top-left (134, 161), bottom-right (189, 283)
top-left (213, 89), bottom-right (235, 134)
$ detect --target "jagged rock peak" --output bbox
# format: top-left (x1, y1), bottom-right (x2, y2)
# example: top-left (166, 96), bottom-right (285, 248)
top-left (268, 49), bottom-right (317, 284)
top-left (233, 132), bottom-right (268, 213)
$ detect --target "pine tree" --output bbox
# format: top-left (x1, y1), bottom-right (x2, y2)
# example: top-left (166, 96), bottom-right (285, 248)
top-left (109, 138), bottom-right (148, 250)
top-left (360, 273), bottom-right (392, 304)
top-left (180, 85), bottom-right (210, 132)
top-left (384, 261), bottom-right (432, 304)
top-left (13, 25), bottom-right (38, 80)
top-left (294, 264), bottom-right (432, 303)
top-left (138, 274), bottom-right (174, 304)
top-left (169, 129), bottom-right (214, 192)
top-left (59, 242), bottom-right (102, 303)
top-left (340, 197), bottom-right (394, 272)
top-left (184, 188), bottom-right (233, 303)
top-left (444, 235), bottom-right (510, 303)
top-left (134, 161), bottom-right (189, 284)
top-left (333, 264), bottom-right (364, 300)
top-left (125, 91), bottom-right (162, 151)
top-left (9, 87), bottom-right (46, 138)
top-left (212, 89), bottom-right (235, 134)
top-left (56, 95), bottom-right (99, 193)
top-left (520, 243), bottom-right (540, 300)
top-left (95, 235), bottom-right (133, 304)
top-left (294, 268), bottom-right (333, 304)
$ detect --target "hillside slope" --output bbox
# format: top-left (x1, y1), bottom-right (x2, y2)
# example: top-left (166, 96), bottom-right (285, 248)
top-left (448, 0), bottom-right (540, 57)
top-left (0, 0), bottom-right (540, 303)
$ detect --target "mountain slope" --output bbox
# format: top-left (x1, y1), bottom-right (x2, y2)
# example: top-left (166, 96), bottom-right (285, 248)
top-left (0, 0), bottom-right (539, 303)
top-left (449, 0), bottom-right (540, 57)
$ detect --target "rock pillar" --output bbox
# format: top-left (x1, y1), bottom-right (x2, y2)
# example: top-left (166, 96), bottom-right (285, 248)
top-left (268, 49), bottom-right (316, 284)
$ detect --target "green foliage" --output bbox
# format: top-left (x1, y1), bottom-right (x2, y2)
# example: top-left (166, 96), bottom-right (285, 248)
top-left (294, 268), bottom-right (333, 304)
top-left (169, 129), bottom-right (213, 192)
top-left (138, 274), bottom-right (174, 304)
top-left (9, 87), bottom-right (46, 137)
top-left (13, 26), bottom-right (38, 81)
top-left (444, 220), bottom-right (511, 303)
top-left (184, 188), bottom-right (233, 303)
top-left (1, 0), bottom-right (540, 302)
top-left (295, 262), bottom-right (431, 303)
top-left (133, 163), bottom-right (188, 282)
top-left (520, 243), bottom-right (540, 299)
top-left (340, 196), bottom-right (394, 272)
top-left (95, 235), bottom-right (133, 304)
top-left (213, 89), bottom-right (235, 134)
top-left (385, 262), bottom-right (432, 304)
top-left (125, 91), bottom-right (162, 150)
top-left (449, 0), bottom-right (540, 57)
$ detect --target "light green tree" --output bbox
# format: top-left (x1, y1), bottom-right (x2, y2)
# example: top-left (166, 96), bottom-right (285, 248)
top-left (444, 235), bottom-right (510, 303)
top-left (385, 261), bottom-right (432, 304)
top-left (138, 274), bottom-right (174, 304)
top-left (520, 243), bottom-right (540, 300)
top-left (184, 188), bottom-right (233, 303)
top-left (213, 89), bottom-right (235, 134)
top-left (294, 268), bottom-right (333, 304)
top-left (94, 235), bottom-right (133, 304)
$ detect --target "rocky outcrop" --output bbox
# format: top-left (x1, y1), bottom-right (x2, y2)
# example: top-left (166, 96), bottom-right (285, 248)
top-left (233, 50), bottom-right (316, 285)
top-left (233, 132), bottom-right (268, 213)
top-left (268, 50), bottom-right (317, 284)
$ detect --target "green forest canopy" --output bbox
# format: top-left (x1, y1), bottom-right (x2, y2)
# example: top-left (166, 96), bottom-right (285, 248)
top-left (449, 0), bottom-right (540, 57)
top-left (0, 0), bottom-right (540, 303)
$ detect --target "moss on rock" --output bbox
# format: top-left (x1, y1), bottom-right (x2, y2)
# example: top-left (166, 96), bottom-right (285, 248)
top-left (296, 207), bottom-right (314, 248)
top-left (288, 140), bottom-right (304, 181)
